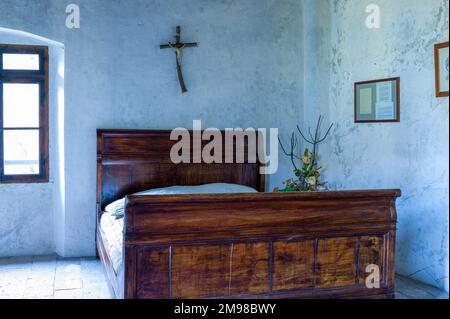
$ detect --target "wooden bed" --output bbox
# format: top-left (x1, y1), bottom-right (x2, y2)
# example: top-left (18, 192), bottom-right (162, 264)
top-left (96, 129), bottom-right (401, 299)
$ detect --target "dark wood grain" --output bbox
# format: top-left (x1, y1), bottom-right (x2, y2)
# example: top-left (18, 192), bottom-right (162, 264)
top-left (229, 243), bottom-right (269, 296)
top-left (316, 237), bottom-right (358, 288)
top-left (171, 245), bottom-right (230, 298)
top-left (272, 240), bottom-right (315, 291)
top-left (136, 247), bottom-right (170, 298)
top-left (96, 129), bottom-right (401, 299)
top-left (358, 235), bottom-right (385, 286)
top-left (97, 129), bottom-right (265, 211)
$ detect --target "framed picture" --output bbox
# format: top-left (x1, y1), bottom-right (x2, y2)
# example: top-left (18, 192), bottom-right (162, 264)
top-left (354, 77), bottom-right (400, 123)
top-left (434, 41), bottom-right (449, 97)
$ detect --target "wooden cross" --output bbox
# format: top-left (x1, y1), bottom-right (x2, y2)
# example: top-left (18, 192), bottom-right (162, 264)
top-left (160, 26), bottom-right (197, 93)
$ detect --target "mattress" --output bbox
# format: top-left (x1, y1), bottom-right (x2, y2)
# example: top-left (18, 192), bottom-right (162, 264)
top-left (99, 183), bottom-right (258, 274)
top-left (100, 211), bottom-right (124, 274)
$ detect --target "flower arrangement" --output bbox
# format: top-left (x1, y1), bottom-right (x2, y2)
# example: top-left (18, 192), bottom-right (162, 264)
top-left (275, 116), bottom-right (333, 192)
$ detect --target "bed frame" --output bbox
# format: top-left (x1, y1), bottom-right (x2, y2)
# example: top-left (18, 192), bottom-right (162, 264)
top-left (96, 129), bottom-right (400, 299)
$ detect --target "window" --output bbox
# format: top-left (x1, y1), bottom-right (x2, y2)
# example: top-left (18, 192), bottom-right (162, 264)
top-left (0, 45), bottom-right (49, 183)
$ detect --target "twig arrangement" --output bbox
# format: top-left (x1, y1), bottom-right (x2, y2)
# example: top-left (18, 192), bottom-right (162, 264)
top-left (276, 115), bottom-right (333, 192)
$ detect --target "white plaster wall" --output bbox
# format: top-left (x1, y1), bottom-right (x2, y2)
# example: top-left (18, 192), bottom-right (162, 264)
top-left (0, 28), bottom-right (64, 257)
top-left (304, 0), bottom-right (449, 291)
top-left (0, 0), bottom-right (303, 256)
top-left (302, 0), bottom-right (332, 130)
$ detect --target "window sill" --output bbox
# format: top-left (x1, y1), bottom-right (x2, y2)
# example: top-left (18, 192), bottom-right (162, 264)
top-left (0, 176), bottom-right (49, 184)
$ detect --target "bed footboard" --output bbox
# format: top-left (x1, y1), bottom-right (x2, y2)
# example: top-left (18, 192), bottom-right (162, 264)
top-left (121, 190), bottom-right (400, 299)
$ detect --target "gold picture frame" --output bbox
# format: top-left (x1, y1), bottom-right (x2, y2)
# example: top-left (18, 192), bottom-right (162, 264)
top-left (434, 42), bottom-right (449, 97)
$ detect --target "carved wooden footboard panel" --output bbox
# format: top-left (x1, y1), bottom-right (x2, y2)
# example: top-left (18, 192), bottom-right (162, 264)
top-left (126, 235), bottom-right (392, 299)
top-left (122, 191), bottom-right (399, 299)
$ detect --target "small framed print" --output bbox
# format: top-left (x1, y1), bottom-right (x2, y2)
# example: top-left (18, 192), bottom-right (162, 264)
top-left (354, 77), bottom-right (400, 123)
top-left (434, 41), bottom-right (449, 97)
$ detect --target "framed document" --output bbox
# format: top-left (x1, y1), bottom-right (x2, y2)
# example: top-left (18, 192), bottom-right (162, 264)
top-left (434, 42), bottom-right (449, 97)
top-left (354, 77), bottom-right (400, 123)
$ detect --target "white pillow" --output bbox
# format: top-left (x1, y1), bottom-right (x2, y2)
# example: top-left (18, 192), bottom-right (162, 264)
top-left (105, 183), bottom-right (257, 219)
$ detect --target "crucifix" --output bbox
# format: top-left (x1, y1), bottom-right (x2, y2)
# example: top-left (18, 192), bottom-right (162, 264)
top-left (160, 26), bottom-right (198, 93)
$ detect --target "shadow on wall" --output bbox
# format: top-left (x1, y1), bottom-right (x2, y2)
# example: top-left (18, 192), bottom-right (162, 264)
top-left (0, 27), bottom-right (65, 257)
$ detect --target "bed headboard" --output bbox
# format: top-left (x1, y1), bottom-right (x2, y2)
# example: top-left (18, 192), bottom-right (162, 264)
top-left (96, 129), bottom-right (266, 211)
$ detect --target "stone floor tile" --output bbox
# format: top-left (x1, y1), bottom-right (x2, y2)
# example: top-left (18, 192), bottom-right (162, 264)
top-left (0, 294), bottom-right (23, 299)
top-left (27, 270), bottom-right (55, 283)
top-left (23, 284), bottom-right (54, 298)
top-left (397, 289), bottom-right (436, 299)
top-left (395, 291), bottom-right (409, 299)
top-left (83, 282), bottom-right (112, 299)
top-left (55, 262), bottom-right (81, 284)
top-left (81, 260), bottom-right (104, 274)
top-left (54, 288), bottom-right (83, 299)
top-left (0, 267), bottom-right (30, 278)
top-left (81, 272), bottom-right (107, 285)
top-left (26, 276), bottom-right (55, 287)
top-left (395, 275), bottom-right (449, 299)
top-left (56, 262), bottom-right (81, 274)
top-left (410, 281), bottom-right (449, 299)
top-left (54, 277), bottom-right (82, 290)
top-left (23, 295), bottom-right (54, 299)
top-left (0, 281), bottom-right (26, 296)
top-left (31, 256), bottom-right (57, 272)
top-left (0, 269), bottom-right (29, 291)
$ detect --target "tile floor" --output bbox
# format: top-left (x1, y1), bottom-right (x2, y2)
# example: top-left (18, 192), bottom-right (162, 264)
top-left (0, 255), bottom-right (111, 299)
top-left (0, 255), bottom-right (448, 299)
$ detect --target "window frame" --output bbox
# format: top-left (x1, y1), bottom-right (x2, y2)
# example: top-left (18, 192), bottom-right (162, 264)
top-left (0, 44), bottom-right (49, 183)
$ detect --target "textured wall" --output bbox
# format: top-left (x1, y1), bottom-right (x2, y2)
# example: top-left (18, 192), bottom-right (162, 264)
top-left (304, 0), bottom-right (449, 291)
top-left (0, 28), bottom-right (64, 256)
top-left (1, 0), bottom-right (448, 293)
top-left (0, 0), bottom-right (303, 256)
